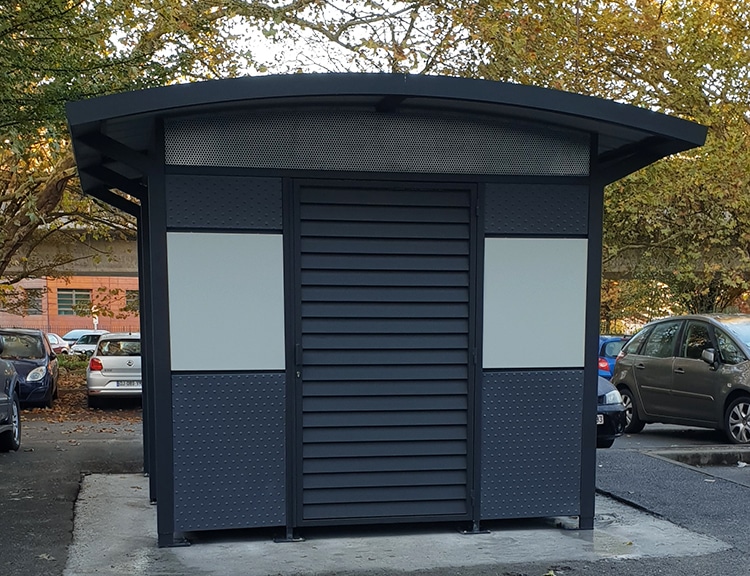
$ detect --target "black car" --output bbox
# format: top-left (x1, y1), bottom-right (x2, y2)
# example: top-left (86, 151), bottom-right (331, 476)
top-left (0, 336), bottom-right (21, 451)
top-left (612, 314), bottom-right (750, 444)
top-left (0, 329), bottom-right (59, 408)
top-left (597, 376), bottom-right (626, 448)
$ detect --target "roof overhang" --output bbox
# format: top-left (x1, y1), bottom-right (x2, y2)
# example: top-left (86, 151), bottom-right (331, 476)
top-left (65, 73), bottom-right (708, 211)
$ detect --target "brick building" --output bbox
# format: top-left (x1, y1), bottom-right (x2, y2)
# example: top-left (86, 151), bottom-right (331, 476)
top-left (0, 237), bottom-right (139, 336)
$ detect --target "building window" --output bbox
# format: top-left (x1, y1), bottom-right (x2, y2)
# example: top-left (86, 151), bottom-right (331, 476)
top-left (125, 290), bottom-right (139, 313)
top-left (58, 289), bottom-right (91, 316)
top-left (25, 289), bottom-right (43, 316)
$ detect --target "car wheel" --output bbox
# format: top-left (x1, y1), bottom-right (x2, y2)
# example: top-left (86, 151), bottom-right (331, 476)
top-left (0, 395), bottom-right (21, 452)
top-left (597, 437), bottom-right (615, 449)
top-left (52, 381), bottom-right (59, 400)
top-left (724, 396), bottom-right (750, 444)
top-left (618, 386), bottom-right (645, 434)
top-left (43, 386), bottom-right (54, 409)
top-left (87, 396), bottom-right (99, 409)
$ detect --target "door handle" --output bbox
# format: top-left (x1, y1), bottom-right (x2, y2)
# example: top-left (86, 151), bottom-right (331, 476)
top-left (674, 367), bottom-right (685, 374)
top-left (635, 363), bottom-right (645, 370)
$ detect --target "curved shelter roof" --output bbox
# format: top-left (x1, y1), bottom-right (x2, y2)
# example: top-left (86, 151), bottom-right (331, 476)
top-left (65, 73), bottom-right (707, 213)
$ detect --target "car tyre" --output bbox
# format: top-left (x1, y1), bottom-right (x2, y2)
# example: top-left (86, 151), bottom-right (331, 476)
top-left (597, 437), bottom-right (615, 449)
top-left (87, 395), bottom-right (100, 409)
top-left (0, 395), bottom-right (21, 452)
top-left (618, 386), bottom-right (645, 434)
top-left (724, 396), bottom-right (750, 444)
top-left (43, 386), bottom-right (54, 409)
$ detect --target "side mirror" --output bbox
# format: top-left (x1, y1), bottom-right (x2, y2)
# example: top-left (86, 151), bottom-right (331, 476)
top-left (701, 348), bottom-right (718, 368)
top-left (0, 335), bottom-right (4, 355)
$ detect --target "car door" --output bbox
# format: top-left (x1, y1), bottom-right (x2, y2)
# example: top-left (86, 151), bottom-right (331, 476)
top-left (0, 360), bottom-right (11, 420)
top-left (670, 320), bottom-right (719, 424)
top-left (632, 320), bottom-right (683, 418)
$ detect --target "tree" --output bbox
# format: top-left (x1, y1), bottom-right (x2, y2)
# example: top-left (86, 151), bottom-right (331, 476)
top-left (0, 0), bottom-right (265, 312)
top-left (5, 0), bottom-right (750, 318)
top-left (451, 1), bottom-right (750, 313)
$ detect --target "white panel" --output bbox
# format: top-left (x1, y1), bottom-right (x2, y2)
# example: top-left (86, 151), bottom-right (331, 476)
top-left (167, 233), bottom-right (285, 371)
top-left (483, 238), bottom-right (588, 369)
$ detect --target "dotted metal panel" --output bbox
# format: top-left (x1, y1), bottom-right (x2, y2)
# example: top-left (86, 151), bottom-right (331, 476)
top-left (480, 370), bottom-right (583, 519)
top-left (166, 175), bottom-right (282, 231)
top-left (172, 373), bottom-right (286, 531)
top-left (164, 107), bottom-right (590, 176)
top-left (484, 183), bottom-right (588, 235)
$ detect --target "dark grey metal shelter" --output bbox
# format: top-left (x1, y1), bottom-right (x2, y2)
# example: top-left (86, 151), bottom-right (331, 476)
top-left (65, 73), bottom-right (706, 546)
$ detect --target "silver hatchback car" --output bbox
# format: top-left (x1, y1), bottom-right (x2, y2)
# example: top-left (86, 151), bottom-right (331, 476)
top-left (86, 333), bottom-right (141, 408)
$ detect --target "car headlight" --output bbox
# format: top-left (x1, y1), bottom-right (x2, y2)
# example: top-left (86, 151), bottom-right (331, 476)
top-left (603, 389), bottom-right (622, 405)
top-left (27, 366), bottom-right (47, 382)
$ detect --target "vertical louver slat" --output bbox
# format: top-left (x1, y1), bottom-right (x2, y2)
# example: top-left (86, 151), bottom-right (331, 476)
top-left (298, 182), bottom-right (473, 523)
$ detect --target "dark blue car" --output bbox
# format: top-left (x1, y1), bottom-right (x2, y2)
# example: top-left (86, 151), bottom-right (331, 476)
top-left (598, 335), bottom-right (628, 379)
top-left (0, 329), bottom-right (58, 408)
top-left (0, 336), bottom-right (21, 451)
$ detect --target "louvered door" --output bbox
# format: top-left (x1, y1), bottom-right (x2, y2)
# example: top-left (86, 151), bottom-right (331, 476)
top-left (294, 180), bottom-right (476, 524)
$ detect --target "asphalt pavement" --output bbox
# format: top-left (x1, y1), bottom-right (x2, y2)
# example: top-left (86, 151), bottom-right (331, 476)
top-left (2, 421), bottom-right (750, 576)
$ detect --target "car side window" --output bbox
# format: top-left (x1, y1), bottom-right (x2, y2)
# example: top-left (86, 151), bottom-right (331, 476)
top-left (715, 329), bottom-right (746, 365)
top-left (641, 321), bottom-right (682, 358)
top-left (622, 327), bottom-right (651, 355)
top-left (680, 322), bottom-right (712, 360)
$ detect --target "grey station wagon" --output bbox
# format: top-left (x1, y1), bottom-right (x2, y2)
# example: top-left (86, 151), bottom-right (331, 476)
top-left (612, 314), bottom-right (750, 444)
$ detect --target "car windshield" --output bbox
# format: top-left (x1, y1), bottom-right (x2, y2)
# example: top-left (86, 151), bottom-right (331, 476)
top-left (76, 334), bottom-right (101, 345)
top-left (97, 339), bottom-right (140, 356)
top-left (1, 334), bottom-right (44, 360)
top-left (717, 318), bottom-right (750, 348)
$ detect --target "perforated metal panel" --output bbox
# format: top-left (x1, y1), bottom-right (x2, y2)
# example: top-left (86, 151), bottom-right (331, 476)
top-left (296, 181), bottom-right (474, 524)
top-left (484, 183), bottom-right (588, 235)
top-left (480, 370), bottom-right (583, 519)
top-left (172, 373), bottom-right (286, 531)
top-left (164, 107), bottom-right (590, 176)
top-left (166, 175), bottom-right (282, 230)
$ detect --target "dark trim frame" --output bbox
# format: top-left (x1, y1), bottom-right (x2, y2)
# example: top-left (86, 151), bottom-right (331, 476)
top-left (137, 201), bottom-right (156, 497)
top-left (468, 184), bottom-right (484, 530)
top-left (283, 177), bottom-right (300, 540)
top-left (147, 120), bottom-right (180, 547)
top-left (164, 165), bottom-right (592, 186)
top-left (580, 134), bottom-right (605, 530)
top-left (289, 177), bottom-right (478, 528)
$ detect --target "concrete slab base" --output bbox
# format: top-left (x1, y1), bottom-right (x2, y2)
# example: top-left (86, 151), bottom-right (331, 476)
top-left (64, 474), bottom-right (730, 576)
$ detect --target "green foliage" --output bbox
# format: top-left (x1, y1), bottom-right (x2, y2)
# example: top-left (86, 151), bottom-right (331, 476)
top-left (0, 0), bottom-right (251, 311)
top-left (453, 0), bottom-right (750, 313)
top-left (2, 0), bottom-right (749, 320)
top-left (58, 352), bottom-right (88, 371)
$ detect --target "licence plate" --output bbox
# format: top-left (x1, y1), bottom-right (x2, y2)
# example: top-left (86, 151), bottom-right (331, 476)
top-left (597, 414), bottom-right (604, 425)
top-left (115, 380), bottom-right (141, 387)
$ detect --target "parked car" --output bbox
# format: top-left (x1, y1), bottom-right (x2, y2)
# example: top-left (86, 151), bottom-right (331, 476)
top-left (46, 332), bottom-right (71, 355)
top-left (597, 376), bottom-right (626, 448)
top-left (0, 328), bottom-right (58, 408)
top-left (62, 329), bottom-right (109, 346)
top-left (70, 330), bottom-right (110, 356)
top-left (598, 335), bottom-right (628, 379)
top-left (86, 333), bottom-right (141, 408)
top-left (0, 336), bottom-right (21, 452)
top-left (612, 314), bottom-right (750, 444)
